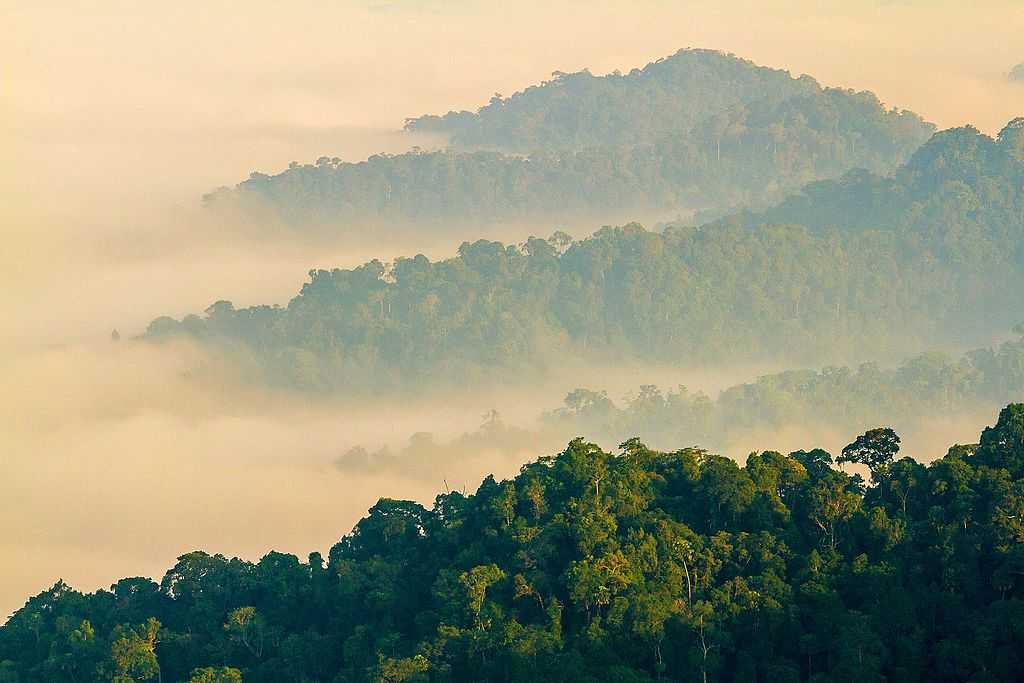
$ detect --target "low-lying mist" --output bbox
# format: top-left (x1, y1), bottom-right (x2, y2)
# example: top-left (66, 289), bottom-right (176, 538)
top-left (1, 332), bottom-right (1003, 621)
top-left (0, 338), bottom-right (526, 622)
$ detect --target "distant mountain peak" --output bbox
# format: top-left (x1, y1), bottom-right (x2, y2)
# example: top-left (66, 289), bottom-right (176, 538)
top-left (403, 47), bottom-right (853, 151)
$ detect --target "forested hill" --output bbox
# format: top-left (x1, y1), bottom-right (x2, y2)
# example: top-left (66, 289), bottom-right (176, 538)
top-left (546, 332), bottom-right (1024, 455)
top-left (404, 48), bottom-right (929, 154)
top-left (727, 118), bottom-right (1024, 236)
top-left (4, 404), bottom-right (1024, 682)
top-left (207, 50), bottom-right (933, 228)
top-left (149, 122), bottom-right (1024, 390)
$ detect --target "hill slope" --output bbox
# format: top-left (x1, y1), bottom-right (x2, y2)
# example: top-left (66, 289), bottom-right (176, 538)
top-left (3, 404), bottom-right (1024, 681)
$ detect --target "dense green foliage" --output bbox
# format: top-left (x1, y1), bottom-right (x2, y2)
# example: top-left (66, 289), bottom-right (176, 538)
top-left (209, 50), bottom-right (932, 226)
top-left (4, 404), bottom-right (1024, 682)
top-left (549, 333), bottom-right (1024, 453)
top-left (153, 122), bottom-right (1024, 389)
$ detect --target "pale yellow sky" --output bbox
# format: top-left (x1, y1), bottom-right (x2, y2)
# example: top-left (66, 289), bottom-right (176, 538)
top-left (4, 0), bottom-right (1023, 199)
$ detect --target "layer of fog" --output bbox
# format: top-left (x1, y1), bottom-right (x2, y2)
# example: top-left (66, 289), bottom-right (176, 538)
top-left (1, 335), bottom-right (1001, 621)
top-left (0, 339), bottom-right (528, 622)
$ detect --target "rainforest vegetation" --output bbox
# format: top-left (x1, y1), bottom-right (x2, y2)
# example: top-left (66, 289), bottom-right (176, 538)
top-left (3, 404), bottom-right (1024, 682)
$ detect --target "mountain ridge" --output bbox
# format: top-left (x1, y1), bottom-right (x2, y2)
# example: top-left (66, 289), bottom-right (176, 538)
top-left (207, 49), bottom-right (935, 231)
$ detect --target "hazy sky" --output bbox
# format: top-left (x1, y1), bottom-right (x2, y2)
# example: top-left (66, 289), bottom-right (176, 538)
top-left (5, 0), bottom-right (1023, 200)
top-left (2, 0), bottom-right (1022, 621)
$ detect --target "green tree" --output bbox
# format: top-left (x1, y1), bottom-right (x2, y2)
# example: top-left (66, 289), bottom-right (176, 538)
top-left (224, 606), bottom-right (266, 659)
top-left (458, 564), bottom-right (505, 629)
top-left (839, 427), bottom-right (901, 485)
top-left (189, 667), bottom-right (243, 683)
top-left (976, 403), bottom-right (1024, 475)
top-left (109, 618), bottom-right (160, 683)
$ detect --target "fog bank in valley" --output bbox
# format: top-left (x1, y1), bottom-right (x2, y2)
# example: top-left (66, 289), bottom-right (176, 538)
top-left (1, 334), bottom-right (1001, 620)
top-left (0, 340), bottom-right (529, 621)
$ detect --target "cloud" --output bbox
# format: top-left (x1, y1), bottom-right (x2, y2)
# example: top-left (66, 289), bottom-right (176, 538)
top-left (0, 337), bottom-right (533, 620)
